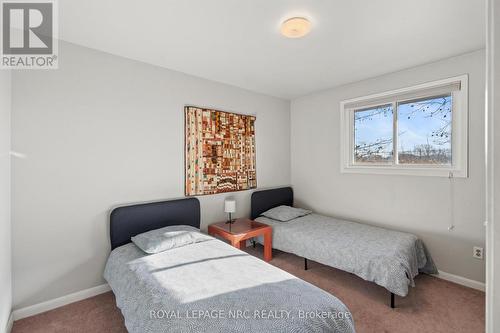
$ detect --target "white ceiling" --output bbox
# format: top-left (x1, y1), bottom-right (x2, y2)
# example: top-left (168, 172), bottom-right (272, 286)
top-left (59, 0), bottom-right (485, 99)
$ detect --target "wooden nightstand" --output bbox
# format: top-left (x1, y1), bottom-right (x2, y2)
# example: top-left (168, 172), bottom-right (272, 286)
top-left (208, 218), bottom-right (272, 262)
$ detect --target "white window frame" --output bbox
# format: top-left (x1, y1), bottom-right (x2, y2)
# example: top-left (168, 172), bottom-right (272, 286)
top-left (340, 75), bottom-right (468, 178)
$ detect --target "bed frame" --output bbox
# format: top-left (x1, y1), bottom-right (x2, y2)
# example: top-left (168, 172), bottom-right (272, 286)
top-left (109, 197), bottom-right (200, 250)
top-left (251, 187), bottom-right (396, 308)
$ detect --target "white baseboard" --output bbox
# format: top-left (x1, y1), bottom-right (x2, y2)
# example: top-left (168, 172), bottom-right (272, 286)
top-left (5, 312), bottom-right (13, 333)
top-left (12, 284), bottom-right (110, 321)
top-left (433, 270), bottom-right (485, 291)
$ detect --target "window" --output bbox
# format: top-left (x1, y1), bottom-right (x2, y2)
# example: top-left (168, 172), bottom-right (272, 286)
top-left (340, 75), bottom-right (468, 177)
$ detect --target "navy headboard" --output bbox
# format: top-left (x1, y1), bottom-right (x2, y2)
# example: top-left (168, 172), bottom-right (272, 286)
top-left (251, 187), bottom-right (293, 219)
top-left (110, 197), bottom-right (200, 250)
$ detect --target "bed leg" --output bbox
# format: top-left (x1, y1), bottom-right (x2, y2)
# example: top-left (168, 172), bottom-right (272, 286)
top-left (252, 239), bottom-right (256, 248)
top-left (304, 258), bottom-right (308, 271)
top-left (390, 292), bottom-right (395, 308)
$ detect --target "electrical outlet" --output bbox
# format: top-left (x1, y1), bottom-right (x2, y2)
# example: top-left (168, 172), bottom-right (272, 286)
top-left (473, 246), bottom-right (484, 260)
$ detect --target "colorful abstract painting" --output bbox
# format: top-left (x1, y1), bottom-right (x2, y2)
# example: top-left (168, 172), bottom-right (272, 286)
top-left (185, 106), bottom-right (257, 196)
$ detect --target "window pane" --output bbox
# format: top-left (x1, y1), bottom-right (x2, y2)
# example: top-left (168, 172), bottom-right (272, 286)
top-left (354, 104), bottom-right (393, 164)
top-left (397, 95), bottom-right (452, 165)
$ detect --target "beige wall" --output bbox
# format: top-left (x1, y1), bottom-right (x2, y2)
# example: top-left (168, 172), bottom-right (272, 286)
top-left (291, 50), bottom-right (486, 282)
top-left (0, 71), bottom-right (12, 330)
top-left (11, 41), bottom-right (291, 309)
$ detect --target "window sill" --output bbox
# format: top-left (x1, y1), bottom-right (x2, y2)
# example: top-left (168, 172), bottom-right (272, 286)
top-left (340, 165), bottom-right (467, 178)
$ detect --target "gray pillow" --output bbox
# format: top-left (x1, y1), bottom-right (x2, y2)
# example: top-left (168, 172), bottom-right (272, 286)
top-left (261, 205), bottom-right (312, 222)
top-left (131, 225), bottom-right (212, 254)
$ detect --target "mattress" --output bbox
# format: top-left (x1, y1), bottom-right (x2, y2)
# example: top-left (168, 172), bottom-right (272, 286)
top-left (256, 213), bottom-right (437, 297)
top-left (104, 237), bottom-right (355, 333)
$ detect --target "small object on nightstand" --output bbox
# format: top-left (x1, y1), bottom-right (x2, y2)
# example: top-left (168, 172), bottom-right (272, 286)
top-left (224, 199), bottom-right (236, 230)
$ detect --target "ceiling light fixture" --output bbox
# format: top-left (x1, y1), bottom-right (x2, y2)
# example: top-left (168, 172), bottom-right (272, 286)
top-left (280, 17), bottom-right (311, 38)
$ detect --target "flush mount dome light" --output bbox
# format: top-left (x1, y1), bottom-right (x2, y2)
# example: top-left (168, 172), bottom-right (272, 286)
top-left (280, 17), bottom-right (311, 38)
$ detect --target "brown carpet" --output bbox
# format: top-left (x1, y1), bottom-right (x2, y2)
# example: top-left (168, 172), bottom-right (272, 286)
top-left (12, 246), bottom-right (485, 333)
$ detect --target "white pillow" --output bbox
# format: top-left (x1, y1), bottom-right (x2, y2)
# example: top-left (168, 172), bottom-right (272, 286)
top-left (261, 205), bottom-right (312, 222)
top-left (131, 225), bottom-right (212, 254)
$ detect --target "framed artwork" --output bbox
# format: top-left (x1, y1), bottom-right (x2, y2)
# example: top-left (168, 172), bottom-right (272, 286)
top-left (184, 106), bottom-right (257, 196)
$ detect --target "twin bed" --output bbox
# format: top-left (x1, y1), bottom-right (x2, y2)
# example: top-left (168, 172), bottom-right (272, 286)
top-left (104, 197), bottom-right (355, 333)
top-left (251, 187), bottom-right (437, 308)
top-left (104, 187), bottom-right (436, 332)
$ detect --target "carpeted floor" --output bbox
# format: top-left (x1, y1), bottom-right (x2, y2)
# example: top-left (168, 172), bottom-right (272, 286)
top-left (12, 246), bottom-right (485, 333)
